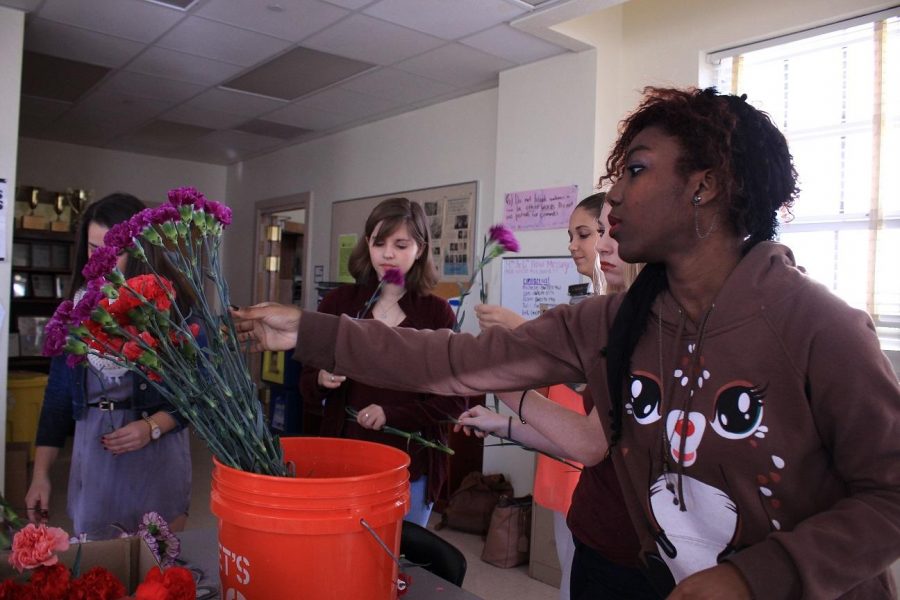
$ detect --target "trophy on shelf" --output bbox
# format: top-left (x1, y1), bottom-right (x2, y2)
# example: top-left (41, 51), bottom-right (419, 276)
top-left (67, 188), bottom-right (89, 225)
top-left (21, 187), bottom-right (49, 230)
top-left (51, 192), bottom-right (71, 232)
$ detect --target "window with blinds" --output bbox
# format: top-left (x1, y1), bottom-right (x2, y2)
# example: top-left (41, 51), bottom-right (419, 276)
top-left (713, 12), bottom-right (900, 376)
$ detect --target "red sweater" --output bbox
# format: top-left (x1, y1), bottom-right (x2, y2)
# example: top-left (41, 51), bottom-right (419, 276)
top-left (300, 282), bottom-right (469, 503)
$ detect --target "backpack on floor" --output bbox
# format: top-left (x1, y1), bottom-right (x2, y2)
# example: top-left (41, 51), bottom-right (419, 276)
top-left (436, 471), bottom-right (513, 535)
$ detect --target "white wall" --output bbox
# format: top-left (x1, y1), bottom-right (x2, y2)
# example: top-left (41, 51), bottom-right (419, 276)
top-left (17, 139), bottom-right (227, 207)
top-left (224, 88), bottom-right (500, 309)
top-left (0, 7), bottom-right (25, 493)
top-left (484, 50), bottom-right (599, 494)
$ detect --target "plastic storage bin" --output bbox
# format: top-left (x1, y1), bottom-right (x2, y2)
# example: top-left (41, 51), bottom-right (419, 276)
top-left (7, 371), bottom-right (48, 459)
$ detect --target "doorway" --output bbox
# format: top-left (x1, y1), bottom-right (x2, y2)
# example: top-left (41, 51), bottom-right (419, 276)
top-left (250, 192), bottom-right (312, 435)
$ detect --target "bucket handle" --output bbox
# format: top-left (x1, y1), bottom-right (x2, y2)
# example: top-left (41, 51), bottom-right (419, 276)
top-left (359, 518), bottom-right (421, 594)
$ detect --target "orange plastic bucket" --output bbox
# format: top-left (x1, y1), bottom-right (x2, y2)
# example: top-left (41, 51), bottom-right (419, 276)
top-left (210, 436), bottom-right (410, 600)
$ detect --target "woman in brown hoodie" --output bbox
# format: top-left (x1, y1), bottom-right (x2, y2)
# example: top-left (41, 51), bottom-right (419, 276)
top-left (236, 88), bottom-right (900, 599)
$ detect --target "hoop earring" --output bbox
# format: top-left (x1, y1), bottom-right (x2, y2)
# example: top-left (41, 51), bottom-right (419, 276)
top-left (692, 197), bottom-right (718, 239)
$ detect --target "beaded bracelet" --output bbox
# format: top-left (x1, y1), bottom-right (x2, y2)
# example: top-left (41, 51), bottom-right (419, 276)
top-left (518, 390), bottom-right (529, 424)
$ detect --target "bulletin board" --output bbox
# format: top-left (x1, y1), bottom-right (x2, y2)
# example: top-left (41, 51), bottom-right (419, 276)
top-left (500, 256), bottom-right (582, 320)
top-left (330, 181), bottom-right (477, 284)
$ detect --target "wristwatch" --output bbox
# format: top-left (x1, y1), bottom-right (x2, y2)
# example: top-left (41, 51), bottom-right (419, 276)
top-left (143, 415), bottom-right (162, 441)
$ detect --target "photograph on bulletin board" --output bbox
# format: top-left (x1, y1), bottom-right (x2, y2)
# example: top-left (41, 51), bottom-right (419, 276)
top-left (261, 350), bottom-right (285, 385)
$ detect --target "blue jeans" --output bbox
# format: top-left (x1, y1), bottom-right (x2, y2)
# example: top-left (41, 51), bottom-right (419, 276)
top-left (404, 476), bottom-right (433, 527)
top-left (570, 537), bottom-right (661, 600)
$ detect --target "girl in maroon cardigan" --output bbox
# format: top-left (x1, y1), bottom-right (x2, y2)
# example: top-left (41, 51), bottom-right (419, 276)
top-left (300, 197), bottom-right (468, 526)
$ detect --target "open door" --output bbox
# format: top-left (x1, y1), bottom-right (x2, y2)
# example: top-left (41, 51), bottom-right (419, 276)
top-left (251, 194), bottom-right (310, 435)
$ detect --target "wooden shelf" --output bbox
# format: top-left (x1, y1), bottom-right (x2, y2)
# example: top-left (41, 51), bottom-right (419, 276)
top-left (12, 228), bottom-right (75, 243)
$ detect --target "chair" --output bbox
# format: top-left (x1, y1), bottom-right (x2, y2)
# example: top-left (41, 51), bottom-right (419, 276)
top-left (400, 520), bottom-right (468, 587)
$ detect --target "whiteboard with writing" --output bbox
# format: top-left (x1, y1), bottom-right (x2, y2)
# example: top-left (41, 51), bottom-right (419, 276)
top-left (500, 256), bottom-right (582, 320)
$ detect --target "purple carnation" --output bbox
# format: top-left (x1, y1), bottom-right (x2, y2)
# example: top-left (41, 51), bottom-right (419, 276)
top-left (382, 268), bottom-right (405, 287)
top-left (42, 300), bottom-right (74, 357)
top-left (81, 246), bottom-right (119, 281)
top-left (488, 224), bottom-right (520, 253)
top-left (168, 186), bottom-right (206, 210)
top-left (204, 200), bottom-right (232, 226)
top-left (103, 220), bottom-right (137, 253)
top-left (147, 204), bottom-right (180, 225)
top-left (71, 280), bottom-right (105, 323)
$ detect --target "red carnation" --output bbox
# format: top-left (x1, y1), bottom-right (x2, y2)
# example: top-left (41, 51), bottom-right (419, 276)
top-left (133, 566), bottom-right (195, 600)
top-left (29, 563), bottom-right (70, 599)
top-left (67, 566), bottom-right (126, 600)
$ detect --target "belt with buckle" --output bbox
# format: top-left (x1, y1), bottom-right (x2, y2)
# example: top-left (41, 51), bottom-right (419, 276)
top-left (89, 400), bottom-right (130, 411)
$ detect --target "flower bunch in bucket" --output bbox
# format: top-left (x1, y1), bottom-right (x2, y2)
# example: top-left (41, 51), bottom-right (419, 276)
top-left (453, 224), bottom-right (519, 331)
top-left (42, 187), bottom-right (285, 476)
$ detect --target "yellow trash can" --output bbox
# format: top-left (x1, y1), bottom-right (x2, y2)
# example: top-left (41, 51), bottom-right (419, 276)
top-left (7, 371), bottom-right (49, 459)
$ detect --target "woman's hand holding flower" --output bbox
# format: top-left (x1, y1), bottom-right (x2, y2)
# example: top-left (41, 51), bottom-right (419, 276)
top-left (474, 304), bottom-right (526, 331)
top-left (455, 405), bottom-right (507, 438)
top-left (317, 369), bottom-right (346, 389)
top-left (357, 404), bottom-right (386, 430)
top-left (232, 302), bottom-right (302, 352)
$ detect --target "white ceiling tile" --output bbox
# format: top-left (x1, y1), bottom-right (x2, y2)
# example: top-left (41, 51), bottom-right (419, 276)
top-left (339, 67), bottom-right (455, 104)
top-left (162, 105), bottom-right (249, 130)
top-left (19, 95), bottom-right (72, 120)
top-left (184, 87), bottom-right (286, 117)
top-left (460, 24), bottom-right (565, 64)
top-left (0, 0), bottom-right (42, 11)
top-left (264, 102), bottom-right (356, 130)
top-left (196, 0), bottom-right (348, 43)
top-left (291, 87), bottom-right (401, 118)
top-left (102, 71), bottom-right (205, 103)
top-left (363, 0), bottom-right (527, 40)
top-left (126, 47), bottom-right (244, 86)
top-left (38, 0), bottom-right (184, 43)
top-left (74, 89), bottom-right (172, 119)
top-left (303, 14), bottom-right (445, 65)
top-left (174, 130), bottom-right (285, 163)
top-left (394, 43), bottom-right (514, 87)
top-left (24, 18), bottom-right (145, 68)
top-left (321, 0), bottom-right (374, 9)
top-left (156, 16), bottom-right (292, 67)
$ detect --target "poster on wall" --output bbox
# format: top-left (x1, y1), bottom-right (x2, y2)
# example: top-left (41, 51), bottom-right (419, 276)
top-left (336, 234), bottom-right (357, 283)
top-left (441, 194), bottom-right (473, 277)
top-left (503, 184), bottom-right (578, 231)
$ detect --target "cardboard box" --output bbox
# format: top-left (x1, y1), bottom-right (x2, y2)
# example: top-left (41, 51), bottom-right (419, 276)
top-left (0, 537), bottom-right (157, 592)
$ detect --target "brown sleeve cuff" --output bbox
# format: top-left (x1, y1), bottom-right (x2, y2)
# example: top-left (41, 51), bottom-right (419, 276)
top-left (725, 538), bottom-right (802, 600)
top-left (294, 310), bottom-right (341, 372)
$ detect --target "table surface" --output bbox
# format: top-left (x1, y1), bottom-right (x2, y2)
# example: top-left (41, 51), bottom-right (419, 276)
top-left (178, 528), bottom-right (482, 600)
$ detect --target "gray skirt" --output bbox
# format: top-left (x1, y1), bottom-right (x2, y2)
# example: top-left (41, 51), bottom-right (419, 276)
top-left (67, 407), bottom-right (191, 540)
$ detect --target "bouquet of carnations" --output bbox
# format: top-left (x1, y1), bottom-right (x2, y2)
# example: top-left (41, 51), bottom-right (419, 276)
top-left (3, 523), bottom-right (195, 600)
top-left (42, 187), bottom-right (285, 476)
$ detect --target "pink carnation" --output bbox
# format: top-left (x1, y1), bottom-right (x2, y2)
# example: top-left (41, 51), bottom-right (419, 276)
top-left (8, 523), bottom-right (70, 573)
top-left (488, 224), bottom-right (520, 253)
